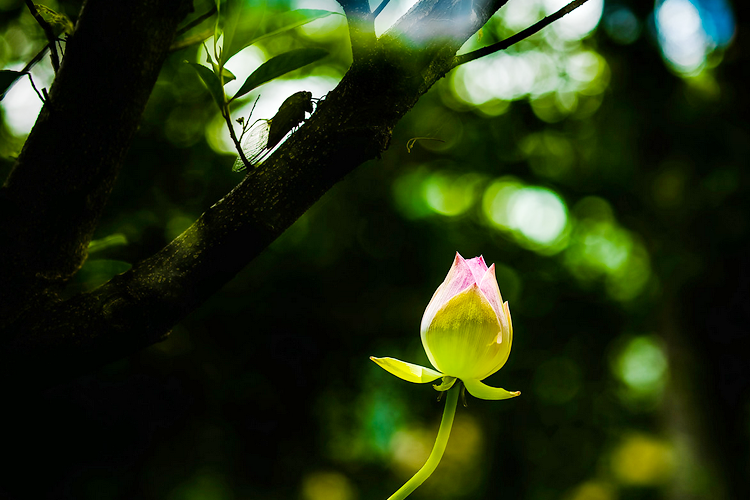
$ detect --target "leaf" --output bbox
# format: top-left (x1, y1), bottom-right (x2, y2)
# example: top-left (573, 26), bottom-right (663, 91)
top-left (222, 0), bottom-right (267, 65)
top-left (214, 0), bottom-right (221, 41)
top-left (1, 70), bottom-right (24, 100)
top-left (231, 48), bottom-right (327, 101)
top-left (188, 62), bottom-right (225, 110)
top-left (221, 67), bottom-right (236, 84)
top-left (224, 9), bottom-right (338, 65)
top-left (34, 4), bottom-right (75, 36)
top-left (88, 234), bottom-right (128, 254)
top-left (218, 0), bottom-right (243, 66)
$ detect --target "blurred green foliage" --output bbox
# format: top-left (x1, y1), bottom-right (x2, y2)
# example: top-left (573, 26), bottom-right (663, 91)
top-left (1, 1), bottom-right (748, 500)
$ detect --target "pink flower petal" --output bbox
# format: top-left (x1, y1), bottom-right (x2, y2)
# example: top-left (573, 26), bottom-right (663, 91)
top-left (438, 253), bottom-right (477, 297)
top-left (478, 264), bottom-right (506, 330)
top-left (465, 255), bottom-right (488, 283)
top-left (421, 253), bottom-right (475, 332)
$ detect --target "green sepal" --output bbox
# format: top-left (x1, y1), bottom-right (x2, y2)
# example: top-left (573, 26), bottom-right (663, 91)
top-left (433, 376), bottom-right (457, 392)
top-left (370, 356), bottom-right (443, 384)
top-left (463, 378), bottom-right (520, 401)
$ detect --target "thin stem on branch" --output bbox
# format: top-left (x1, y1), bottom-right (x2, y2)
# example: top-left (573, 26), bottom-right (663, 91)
top-left (372, 0), bottom-right (391, 19)
top-left (222, 105), bottom-right (252, 169)
top-left (27, 73), bottom-right (45, 103)
top-left (452, 0), bottom-right (592, 68)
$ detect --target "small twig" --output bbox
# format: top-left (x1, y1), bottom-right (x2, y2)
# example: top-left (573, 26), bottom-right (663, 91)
top-left (21, 44), bottom-right (50, 73)
top-left (452, 0), bottom-right (592, 68)
top-left (238, 95), bottom-right (261, 142)
top-left (1, 46), bottom-right (49, 99)
top-left (222, 106), bottom-right (252, 170)
top-left (24, 0), bottom-right (60, 72)
top-left (27, 73), bottom-right (45, 103)
top-left (372, 0), bottom-right (391, 19)
top-left (175, 5), bottom-right (217, 37)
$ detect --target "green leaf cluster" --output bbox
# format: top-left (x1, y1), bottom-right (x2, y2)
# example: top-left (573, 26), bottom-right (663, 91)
top-left (34, 4), bottom-right (75, 37)
top-left (188, 2), bottom-right (336, 112)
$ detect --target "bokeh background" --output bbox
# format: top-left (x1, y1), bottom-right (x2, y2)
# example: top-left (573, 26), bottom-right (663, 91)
top-left (1, 0), bottom-right (748, 499)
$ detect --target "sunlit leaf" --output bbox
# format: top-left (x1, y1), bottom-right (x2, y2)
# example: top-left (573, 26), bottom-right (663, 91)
top-left (0, 70), bottom-right (24, 100)
top-left (222, 0), bottom-right (267, 65)
top-left (34, 4), bottom-right (75, 36)
top-left (188, 62), bottom-right (225, 109)
top-left (88, 234), bottom-right (128, 254)
top-left (221, 67), bottom-right (236, 84)
top-left (214, 0), bottom-right (221, 42)
top-left (224, 9), bottom-right (338, 65)
top-left (231, 48), bottom-right (327, 101)
top-left (218, 0), bottom-right (243, 66)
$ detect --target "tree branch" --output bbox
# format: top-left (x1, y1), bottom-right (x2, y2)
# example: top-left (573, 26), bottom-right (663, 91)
top-left (452, 0), bottom-right (592, 68)
top-left (337, 0), bottom-right (376, 63)
top-left (386, 0), bottom-right (508, 46)
top-left (372, 0), bottom-right (391, 19)
top-left (378, 0), bottom-right (509, 96)
top-left (2, 67), bottom-right (399, 386)
top-left (3, 0), bottom-right (491, 378)
top-left (0, 0), bottom-right (191, 322)
top-left (0, 0), bottom-right (592, 389)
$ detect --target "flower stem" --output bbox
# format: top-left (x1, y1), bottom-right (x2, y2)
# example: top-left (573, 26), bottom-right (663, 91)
top-left (388, 385), bottom-right (460, 500)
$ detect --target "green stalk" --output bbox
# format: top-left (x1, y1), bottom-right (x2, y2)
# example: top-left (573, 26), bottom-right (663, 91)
top-left (388, 385), bottom-right (460, 500)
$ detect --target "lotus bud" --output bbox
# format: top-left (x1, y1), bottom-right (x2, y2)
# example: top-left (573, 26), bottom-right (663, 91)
top-left (372, 252), bottom-right (519, 400)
